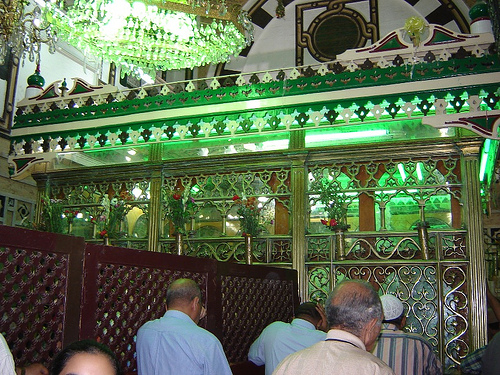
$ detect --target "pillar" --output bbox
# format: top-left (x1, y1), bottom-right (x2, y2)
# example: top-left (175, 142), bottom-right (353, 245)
top-left (289, 130), bottom-right (308, 302)
top-left (461, 142), bottom-right (488, 349)
top-left (147, 144), bottom-right (162, 252)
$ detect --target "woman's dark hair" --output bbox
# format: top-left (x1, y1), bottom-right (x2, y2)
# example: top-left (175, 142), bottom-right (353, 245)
top-left (49, 339), bottom-right (123, 375)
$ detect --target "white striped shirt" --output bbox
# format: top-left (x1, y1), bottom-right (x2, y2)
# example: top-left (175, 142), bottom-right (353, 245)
top-left (373, 323), bottom-right (442, 375)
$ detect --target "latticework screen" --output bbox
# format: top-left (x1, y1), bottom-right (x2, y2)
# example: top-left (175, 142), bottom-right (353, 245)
top-left (217, 263), bottom-right (298, 363)
top-left (80, 244), bottom-right (217, 372)
top-left (305, 156), bottom-right (469, 373)
top-left (0, 225), bottom-right (298, 373)
top-left (0, 226), bottom-right (85, 369)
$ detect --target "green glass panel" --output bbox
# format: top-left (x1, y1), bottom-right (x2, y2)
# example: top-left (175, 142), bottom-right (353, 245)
top-left (194, 205), bottom-right (223, 238)
top-left (384, 193), bottom-right (420, 231)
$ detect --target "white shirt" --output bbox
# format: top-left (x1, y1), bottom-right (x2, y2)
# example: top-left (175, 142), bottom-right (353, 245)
top-left (0, 333), bottom-right (16, 375)
top-left (273, 329), bottom-right (394, 375)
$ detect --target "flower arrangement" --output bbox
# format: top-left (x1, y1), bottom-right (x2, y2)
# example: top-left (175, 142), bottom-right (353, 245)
top-left (404, 16), bottom-right (427, 47)
top-left (96, 196), bottom-right (130, 239)
top-left (64, 209), bottom-right (79, 223)
top-left (28, 196), bottom-right (80, 234)
top-left (37, 196), bottom-right (65, 233)
top-left (318, 179), bottom-right (349, 231)
top-left (232, 195), bottom-right (263, 237)
top-left (165, 188), bottom-right (195, 235)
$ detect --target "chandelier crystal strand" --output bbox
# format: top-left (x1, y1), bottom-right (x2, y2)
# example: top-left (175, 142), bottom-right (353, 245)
top-left (44, 0), bottom-right (254, 77)
top-left (0, 0), bottom-right (56, 65)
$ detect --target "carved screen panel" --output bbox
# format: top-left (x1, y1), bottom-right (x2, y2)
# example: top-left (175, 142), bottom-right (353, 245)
top-left (305, 154), bottom-right (467, 372)
top-left (218, 263), bottom-right (299, 363)
top-left (161, 167), bottom-right (292, 263)
top-left (80, 244), bottom-right (216, 373)
top-left (307, 157), bottom-right (461, 232)
top-left (0, 226), bottom-right (85, 368)
top-left (442, 264), bottom-right (469, 372)
top-left (306, 263), bottom-right (468, 373)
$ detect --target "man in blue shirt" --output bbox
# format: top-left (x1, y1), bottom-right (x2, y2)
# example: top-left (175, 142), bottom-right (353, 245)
top-left (248, 301), bottom-right (327, 375)
top-left (136, 278), bottom-right (231, 375)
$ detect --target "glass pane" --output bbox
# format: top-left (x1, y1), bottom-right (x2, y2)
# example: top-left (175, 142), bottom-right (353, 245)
top-left (128, 207), bottom-right (148, 238)
top-left (384, 193), bottom-right (420, 231)
top-left (423, 193), bottom-right (452, 229)
top-left (195, 205), bottom-right (223, 237)
top-left (309, 194), bottom-right (358, 233)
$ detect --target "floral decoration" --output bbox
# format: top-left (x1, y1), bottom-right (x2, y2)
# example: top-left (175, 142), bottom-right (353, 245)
top-left (36, 195), bottom-right (65, 233)
top-left (64, 209), bottom-right (79, 223)
top-left (96, 196), bottom-right (131, 239)
top-left (318, 179), bottom-right (349, 231)
top-left (165, 188), bottom-right (195, 235)
top-left (404, 16), bottom-right (427, 47)
top-left (275, 0), bottom-right (285, 18)
top-left (232, 195), bottom-right (263, 237)
top-left (28, 196), bottom-right (80, 234)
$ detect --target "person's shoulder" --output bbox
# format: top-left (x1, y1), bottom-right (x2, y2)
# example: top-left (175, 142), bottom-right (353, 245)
top-left (363, 352), bottom-right (395, 374)
top-left (138, 313), bottom-right (185, 334)
top-left (192, 324), bottom-right (224, 342)
top-left (489, 331), bottom-right (500, 344)
top-left (381, 330), bottom-right (434, 348)
top-left (138, 318), bottom-right (160, 331)
top-left (267, 320), bottom-right (288, 327)
top-left (275, 344), bottom-right (313, 365)
top-left (402, 332), bottom-right (435, 347)
top-left (260, 320), bottom-right (289, 333)
top-left (485, 331), bottom-right (500, 353)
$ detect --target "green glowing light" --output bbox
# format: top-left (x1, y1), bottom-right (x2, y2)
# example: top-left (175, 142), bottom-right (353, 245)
top-left (479, 138), bottom-right (499, 186)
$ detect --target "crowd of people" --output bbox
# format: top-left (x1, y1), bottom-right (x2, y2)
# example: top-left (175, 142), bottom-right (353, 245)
top-left (1, 277), bottom-right (499, 375)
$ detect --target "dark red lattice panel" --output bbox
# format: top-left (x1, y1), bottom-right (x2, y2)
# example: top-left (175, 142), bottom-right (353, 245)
top-left (218, 264), bottom-right (299, 363)
top-left (0, 226), bottom-right (85, 369)
top-left (81, 244), bottom-right (216, 373)
top-left (1, 227), bottom-right (300, 372)
top-left (0, 247), bottom-right (68, 365)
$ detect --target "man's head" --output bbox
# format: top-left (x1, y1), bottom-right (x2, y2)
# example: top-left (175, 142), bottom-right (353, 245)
top-left (380, 294), bottom-right (405, 328)
top-left (294, 302), bottom-right (325, 331)
top-left (325, 279), bottom-right (383, 350)
top-left (166, 278), bottom-right (204, 324)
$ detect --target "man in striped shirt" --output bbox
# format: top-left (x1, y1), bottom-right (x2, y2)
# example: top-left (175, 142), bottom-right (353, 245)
top-left (373, 294), bottom-right (442, 375)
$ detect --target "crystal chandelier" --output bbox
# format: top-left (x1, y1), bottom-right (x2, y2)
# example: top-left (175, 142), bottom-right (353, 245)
top-left (43, 0), bottom-right (254, 77)
top-left (0, 0), bottom-right (56, 65)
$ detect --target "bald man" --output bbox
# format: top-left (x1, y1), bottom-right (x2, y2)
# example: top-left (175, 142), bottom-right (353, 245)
top-left (273, 280), bottom-right (394, 375)
top-left (136, 278), bottom-right (231, 375)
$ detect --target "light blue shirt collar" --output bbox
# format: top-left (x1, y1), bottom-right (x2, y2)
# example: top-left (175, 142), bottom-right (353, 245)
top-left (291, 318), bottom-right (316, 330)
top-left (164, 309), bottom-right (196, 325)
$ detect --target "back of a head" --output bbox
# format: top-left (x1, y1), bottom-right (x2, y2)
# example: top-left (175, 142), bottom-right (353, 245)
top-left (325, 279), bottom-right (382, 336)
top-left (166, 278), bottom-right (201, 308)
top-left (294, 302), bottom-right (321, 322)
top-left (49, 339), bottom-right (123, 375)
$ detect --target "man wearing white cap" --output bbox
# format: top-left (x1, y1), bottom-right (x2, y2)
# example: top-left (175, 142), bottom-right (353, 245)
top-left (372, 294), bottom-right (442, 375)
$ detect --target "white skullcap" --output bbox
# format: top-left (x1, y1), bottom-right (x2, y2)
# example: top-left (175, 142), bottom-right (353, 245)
top-left (380, 294), bottom-right (404, 320)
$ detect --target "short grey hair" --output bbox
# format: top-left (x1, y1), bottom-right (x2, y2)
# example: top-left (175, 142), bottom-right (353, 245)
top-left (325, 279), bottom-right (382, 336)
top-left (166, 278), bottom-right (201, 306)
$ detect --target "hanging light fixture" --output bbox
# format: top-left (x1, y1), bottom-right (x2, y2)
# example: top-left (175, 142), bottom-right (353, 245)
top-left (0, 0), bottom-right (57, 65)
top-left (43, 0), bottom-right (254, 77)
